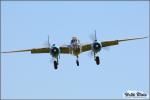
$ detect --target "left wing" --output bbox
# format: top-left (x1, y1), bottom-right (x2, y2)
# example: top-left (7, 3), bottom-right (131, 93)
top-left (2, 46), bottom-right (71, 54)
top-left (1, 48), bottom-right (50, 54)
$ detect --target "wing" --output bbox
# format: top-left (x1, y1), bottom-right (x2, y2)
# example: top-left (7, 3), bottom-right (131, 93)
top-left (2, 45), bottom-right (70, 54)
top-left (81, 43), bottom-right (92, 52)
top-left (1, 48), bottom-right (50, 54)
top-left (60, 44), bottom-right (92, 54)
top-left (80, 36), bottom-right (147, 53)
top-left (1, 36), bottom-right (147, 54)
top-left (59, 45), bottom-right (70, 54)
top-left (101, 36), bottom-right (148, 47)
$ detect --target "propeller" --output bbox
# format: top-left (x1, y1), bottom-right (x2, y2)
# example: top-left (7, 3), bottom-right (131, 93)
top-left (94, 30), bottom-right (97, 41)
top-left (48, 35), bottom-right (51, 48)
top-left (47, 35), bottom-right (60, 59)
top-left (89, 34), bottom-right (95, 42)
top-left (89, 30), bottom-right (97, 42)
top-left (88, 30), bottom-right (110, 56)
top-left (88, 30), bottom-right (98, 57)
top-left (43, 35), bottom-right (51, 48)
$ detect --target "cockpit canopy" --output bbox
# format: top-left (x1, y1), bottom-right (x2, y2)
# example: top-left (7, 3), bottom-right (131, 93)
top-left (71, 37), bottom-right (80, 44)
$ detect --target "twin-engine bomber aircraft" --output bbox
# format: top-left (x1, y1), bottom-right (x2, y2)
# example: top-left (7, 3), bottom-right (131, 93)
top-left (2, 31), bottom-right (148, 70)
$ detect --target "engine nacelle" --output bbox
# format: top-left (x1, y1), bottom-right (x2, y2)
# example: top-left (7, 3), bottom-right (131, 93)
top-left (50, 46), bottom-right (59, 57)
top-left (92, 42), bottom-right (101, 53)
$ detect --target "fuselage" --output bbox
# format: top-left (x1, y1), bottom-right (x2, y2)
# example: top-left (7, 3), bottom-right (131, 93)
top-left (70, 37), bottom-right (101, 56)
top-left (70, 37), bottom-right (81, 56)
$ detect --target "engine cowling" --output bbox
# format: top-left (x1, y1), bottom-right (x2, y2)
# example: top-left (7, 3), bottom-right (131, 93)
top-left (92, 42), bottom-right (101, 53)
top-left (50, 46), bottom-right (59, 57)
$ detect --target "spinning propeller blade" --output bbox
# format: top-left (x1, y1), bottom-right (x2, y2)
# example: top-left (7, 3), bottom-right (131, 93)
top-left (94, 30), bottom-right (97, 41)
top-left (48, 35), bottom-right (51, 48)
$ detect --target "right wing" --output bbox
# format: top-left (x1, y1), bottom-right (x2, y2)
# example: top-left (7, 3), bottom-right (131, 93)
top-left (80, 36), bottom-right (148, 53)
top-left (101, 36), bottom-right (148, 47)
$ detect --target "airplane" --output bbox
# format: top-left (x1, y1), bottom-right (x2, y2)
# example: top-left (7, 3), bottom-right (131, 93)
top-left (1, 31), bottom-right (148, 70)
